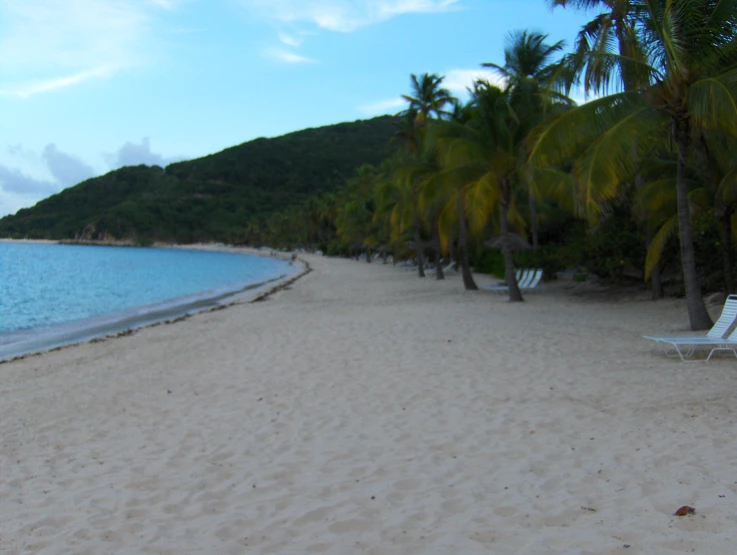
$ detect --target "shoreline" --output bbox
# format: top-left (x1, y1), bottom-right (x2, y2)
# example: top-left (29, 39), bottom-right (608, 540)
top-left (0, 242), bottom-right (307, 363)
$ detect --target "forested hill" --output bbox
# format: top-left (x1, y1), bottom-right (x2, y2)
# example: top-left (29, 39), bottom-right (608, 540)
top-left (0, 116), bottom-right (395, 243)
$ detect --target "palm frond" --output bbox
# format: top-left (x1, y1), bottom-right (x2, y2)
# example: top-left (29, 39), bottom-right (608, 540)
top-left (527, 91), bottom-right (644, 168)
top-left (573, 104), bottom-right (668, 220)
top-left (688, 69), bottom-right (737, 136)
top-left (634, 177), bottom-right (676, 221)
top-left (437, 200), bottom-right (459, 254)
top-left (531, 168), bottom-right (577, 214)
top-left (418, 172), bottom-right (454, 214)
top-left (436, 136), bottom-right (488, 168)
top-left (718, 168), bottom-right (737, 204)
top-left (645, 214), bottom-right (678, 279)
top-left (464, 173), bottom-right (499, 235)
top-left (506, 197), bottom-right (528, 237)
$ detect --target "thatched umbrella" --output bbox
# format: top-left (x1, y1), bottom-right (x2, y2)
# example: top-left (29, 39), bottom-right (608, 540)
top-left (485, 233), bottom-right (532, 283)
top-left (406, 238), bottom-right (446, 279)
top-left (484, 233), bottom-right (532, 251)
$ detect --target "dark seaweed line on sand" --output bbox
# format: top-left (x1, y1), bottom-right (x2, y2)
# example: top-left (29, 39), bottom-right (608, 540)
top-left (0, 259), bottom-right (312, 366)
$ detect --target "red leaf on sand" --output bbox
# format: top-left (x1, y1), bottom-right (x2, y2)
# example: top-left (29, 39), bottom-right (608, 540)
top-left (674, 506), bottom-right (695, 516)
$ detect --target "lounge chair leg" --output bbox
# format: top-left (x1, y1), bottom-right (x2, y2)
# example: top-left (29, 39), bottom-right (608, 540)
top-left (705, 347), bottom-right (737, 362)
top-left (663, 344), bottom-right (691, 361)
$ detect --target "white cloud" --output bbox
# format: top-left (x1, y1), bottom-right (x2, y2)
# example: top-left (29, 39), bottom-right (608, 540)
top-left (0, 66), bottom-right (116, 98)
top-left (0, 190), bottom-right (44, 218)
top-left (0, 138), bottom-right (184, 216)
top-left (358, 97), bottom-right (406, 115)
top-left (0, 142), bottom-right (99, 217)
top-left (105, 137), bottom-right (184, 169)
top-left (42, 145), bottom-right (96, 187)
top-left (359, 69), bottom-right (506, 116)
top-left (0, 166), bottom-right (58, 195)
top-left (278, 32), bottom-right (303, 47)
top-left (252, 1), bottom-right (459, 64)
top-left (0, 0), bottom-right (182, 97)
top-left (443, 68), bottom-right (505, 94)
top-left (243, 0), bottom-right (460, 32)
top-left (267, 49), bottom-right (318, 64)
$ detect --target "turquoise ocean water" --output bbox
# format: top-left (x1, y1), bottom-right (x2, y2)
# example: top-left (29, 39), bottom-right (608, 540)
top-left (0, 243), bottom-right (293, 358)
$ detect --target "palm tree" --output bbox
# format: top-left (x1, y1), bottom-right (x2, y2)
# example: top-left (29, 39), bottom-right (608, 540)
top-left (392, 107), bottom-right (422, 157)
top-left (393, 74), bottom-right (456, 277)
top-left (548, 0), bottom-right (648, 93)
top-left (549, 0), bottom-right (665, 298)
top-left (639, 133), bottom-right (737, 295)
top-left (483, 30), bottom-right (569, 250)
top-left (530, 0), bottom-right (737, 330)
top-left (484, 30), bottom-right (567, 91)
top-left (705, 132), bottom-right (737, 294)
top-left (335, 164), bottom-right (382, 260)
top-left (402, 73), bottom-right (453, 123)
top-left (427, 82), bottom-right (533, 298)
top-left (418, 122), bottom-right (485, 291)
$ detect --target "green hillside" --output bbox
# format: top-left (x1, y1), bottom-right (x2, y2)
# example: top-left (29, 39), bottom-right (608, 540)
top-left (0, 116), bottom-right (395, 243)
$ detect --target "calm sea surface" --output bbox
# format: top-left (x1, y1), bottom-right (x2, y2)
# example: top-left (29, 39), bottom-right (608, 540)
top-left (0, 243), bottom-right (292, 355)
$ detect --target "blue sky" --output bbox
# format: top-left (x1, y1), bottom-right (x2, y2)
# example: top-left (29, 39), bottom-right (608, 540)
top-left (0, 0), bottom-right (592, 217)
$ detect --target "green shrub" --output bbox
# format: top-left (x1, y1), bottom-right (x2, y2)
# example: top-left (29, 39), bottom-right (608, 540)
top-left (471, 248), bottom-right (505, 277)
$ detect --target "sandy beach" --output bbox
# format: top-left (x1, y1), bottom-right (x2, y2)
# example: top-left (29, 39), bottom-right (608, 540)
top-left (1, 254), bottom-right (736, 554)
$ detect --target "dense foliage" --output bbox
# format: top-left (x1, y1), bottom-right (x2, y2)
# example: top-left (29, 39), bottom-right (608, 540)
top-left (0, 117), bottom-right (395, 243)
top-left (260, 0), bottom-right (737, 330)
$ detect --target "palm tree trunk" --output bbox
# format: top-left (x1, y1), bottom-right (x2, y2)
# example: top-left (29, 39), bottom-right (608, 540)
top-left (501, 190), bottom-right (523, 302)
top-left (432, 219), bottom-right (444, 280)
top-left (650, 261), bottom-right (664, 300)
top-left (637, 174), bottom-right (664, 299)
top-left (413, 216), bottom-right (426, 278)
top-left (448, 225), bottom-right (459, 271)
top-left (723, 207), bottom-right (734, 295)
top-left (457, 196), bottom-right (478, 290)
top-left (674, 121), bottom-right (713, 330)
top-left (528, 184), bottom-right (539, 250)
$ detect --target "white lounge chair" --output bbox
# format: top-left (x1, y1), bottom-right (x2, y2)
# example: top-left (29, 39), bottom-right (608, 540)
top-left (525, 269), bottom-right (543, 289)
top-left (644, 295), bottom-right (737, 361)
top-left (495, 268), bottom-right (525, 286)
top-left (486, 268), bottom-right (542, 294)
top-left (705, 326), bottom-right (737, 361)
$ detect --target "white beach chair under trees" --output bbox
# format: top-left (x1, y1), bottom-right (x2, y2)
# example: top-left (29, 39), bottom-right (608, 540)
top-left (486, 269), bottom-right (543, 294)
top-left (644, 295), bottom-right (737, 361)
top-left (495, 268), bottom-right (527, 287)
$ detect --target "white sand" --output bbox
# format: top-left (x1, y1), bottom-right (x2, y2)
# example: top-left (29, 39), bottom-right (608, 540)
top-left (1, 255), bottom-right (736, 554)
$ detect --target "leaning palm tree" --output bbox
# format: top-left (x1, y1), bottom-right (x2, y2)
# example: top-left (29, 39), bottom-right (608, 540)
top-left (530, 0), bottom-right (737, 330)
